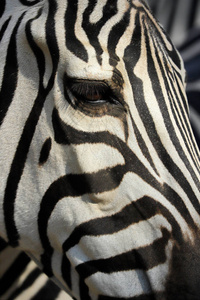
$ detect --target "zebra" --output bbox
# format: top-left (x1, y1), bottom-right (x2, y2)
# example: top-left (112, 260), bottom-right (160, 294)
top-left (0, 0), bottom-right (200, 299)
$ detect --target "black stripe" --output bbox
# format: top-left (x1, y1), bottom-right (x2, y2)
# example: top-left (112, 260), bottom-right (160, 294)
top-left (0, 0), bottom-right (5, 18)
top-left (0, 17), bottom-right (11, 42)
top-left (45, 0), bottom-right (59, 74)
top-left (65, 0), bottom-right (88, 62)
top-left (79, 277), bottom-right (91, 300)
top-left (107, 8), bottom-right (131, 67)
top-left (39, 137), bottom-right (52, 165)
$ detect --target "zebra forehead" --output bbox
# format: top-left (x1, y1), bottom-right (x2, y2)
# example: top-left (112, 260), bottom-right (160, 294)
top-left (56, 0), bottom-right (165, 79)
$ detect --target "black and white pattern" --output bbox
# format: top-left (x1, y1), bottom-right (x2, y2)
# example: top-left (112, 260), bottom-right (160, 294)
top-left (0, 237), bottom-right (70, 300)
top-left (148, 0), bottom-right (200, 148)
top-left (0, 1), bottom-right (200, 299)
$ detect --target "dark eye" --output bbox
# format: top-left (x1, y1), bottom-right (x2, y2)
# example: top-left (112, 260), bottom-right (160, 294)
top-left (67, 78), bottom-right (118, 106)
top-left (79, 91), bottom-right (105, 103)
top-left (72, 84), bottom-right (108, 104)
top-left (63, 75), bottom-right (126, 116)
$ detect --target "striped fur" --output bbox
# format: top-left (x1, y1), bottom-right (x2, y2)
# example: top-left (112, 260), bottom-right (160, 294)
top-left (0, 238), bottom-right (71, 299)
top-left (148, 0), bottom-right (200, 147)
top-left (0, 0), bottom-right (200, 299)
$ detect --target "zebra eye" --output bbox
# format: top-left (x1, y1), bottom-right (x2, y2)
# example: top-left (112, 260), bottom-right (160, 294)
top-left (73, 90), bottom-right (110, 105)
top-left (67, 78), bottom-right (117, 105)
top-left (80, 91), bottom-right (103, 103)
top-left (64, 76), bottom-right (126, 116)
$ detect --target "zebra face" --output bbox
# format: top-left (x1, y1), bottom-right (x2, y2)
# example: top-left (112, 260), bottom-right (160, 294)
top-left (0, 0), bottom-right (200, 299)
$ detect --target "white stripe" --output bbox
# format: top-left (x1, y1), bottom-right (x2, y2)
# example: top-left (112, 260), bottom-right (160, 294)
top-left (89, 0), bottom-right (108, 23)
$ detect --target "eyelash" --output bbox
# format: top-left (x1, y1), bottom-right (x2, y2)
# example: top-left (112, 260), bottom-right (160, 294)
top-left (69, 81), bottom-right (109, 98)
top-left (67, 79), bottom-right (118, 105)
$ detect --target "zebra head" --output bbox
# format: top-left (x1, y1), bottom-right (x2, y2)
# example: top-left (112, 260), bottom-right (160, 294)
top-left (0, 0), bottom-right (200, 299)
